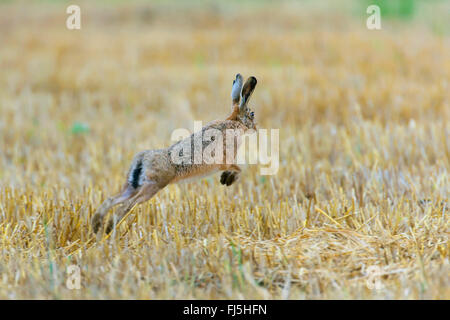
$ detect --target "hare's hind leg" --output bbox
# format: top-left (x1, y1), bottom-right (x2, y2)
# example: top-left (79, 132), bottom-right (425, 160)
top-left (220, 164), bottom-right (241, 186)
top-left (91, 184), bottom-right (137, 234)
top-left (105, 181), bottom-right (161, 234)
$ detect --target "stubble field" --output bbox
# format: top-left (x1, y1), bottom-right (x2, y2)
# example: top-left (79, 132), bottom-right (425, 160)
top-left (0, 1), bottom-right (448, 299)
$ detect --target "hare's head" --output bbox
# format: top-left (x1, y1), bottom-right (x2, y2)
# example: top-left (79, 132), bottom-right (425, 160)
top-left (230, 74), bottom-right (257, 131)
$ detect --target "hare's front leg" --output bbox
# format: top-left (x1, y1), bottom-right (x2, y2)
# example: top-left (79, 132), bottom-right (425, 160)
top-left (220, 164), bottom-right (241, 186)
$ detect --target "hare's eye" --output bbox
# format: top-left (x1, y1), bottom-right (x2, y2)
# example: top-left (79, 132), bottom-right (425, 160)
top-left (250, 111), bottom-right (254, 118)
top-left (211, 136), bottom-right (215, 141)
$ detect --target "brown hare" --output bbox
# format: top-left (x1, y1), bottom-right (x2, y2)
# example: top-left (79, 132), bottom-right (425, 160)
top-left (91, 74), bottom-right (258, 235)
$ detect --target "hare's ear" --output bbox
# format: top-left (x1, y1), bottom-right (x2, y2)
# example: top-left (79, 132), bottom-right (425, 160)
top-left (239, 76), bottom-right (257, 112)
top-left (231, 73), bottom-right (243, 106)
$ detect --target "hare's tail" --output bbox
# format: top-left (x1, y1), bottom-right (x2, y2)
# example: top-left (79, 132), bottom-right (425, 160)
top-left (129, 159), bottom-right (143, 189)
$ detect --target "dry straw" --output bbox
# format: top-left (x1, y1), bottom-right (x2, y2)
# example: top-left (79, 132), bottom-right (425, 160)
top-left (0, 1), bottom-right (448, 299)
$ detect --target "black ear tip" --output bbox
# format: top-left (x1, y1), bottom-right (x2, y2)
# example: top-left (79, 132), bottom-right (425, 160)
top-left (250, 76), bottom-right (257, 85)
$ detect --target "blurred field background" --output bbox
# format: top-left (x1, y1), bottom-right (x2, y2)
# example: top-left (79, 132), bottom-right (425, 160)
top-left (0, 0), bottom-right (449, 299)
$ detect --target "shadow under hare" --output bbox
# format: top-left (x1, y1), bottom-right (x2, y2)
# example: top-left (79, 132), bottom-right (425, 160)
top-left (91, 74), bottom-right (258, 235)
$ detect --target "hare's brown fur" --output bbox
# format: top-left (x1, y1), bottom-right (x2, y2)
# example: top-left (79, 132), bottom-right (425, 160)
top-left (92, 74), bottom-right (258, 235)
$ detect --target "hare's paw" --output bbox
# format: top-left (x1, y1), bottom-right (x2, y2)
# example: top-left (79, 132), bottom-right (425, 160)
top-left (91, 213), bottom-right (103, 234)
top-left (220, 171), bottom-right (239, 186)
top-left (105, 219), bottom-right (115, 235)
